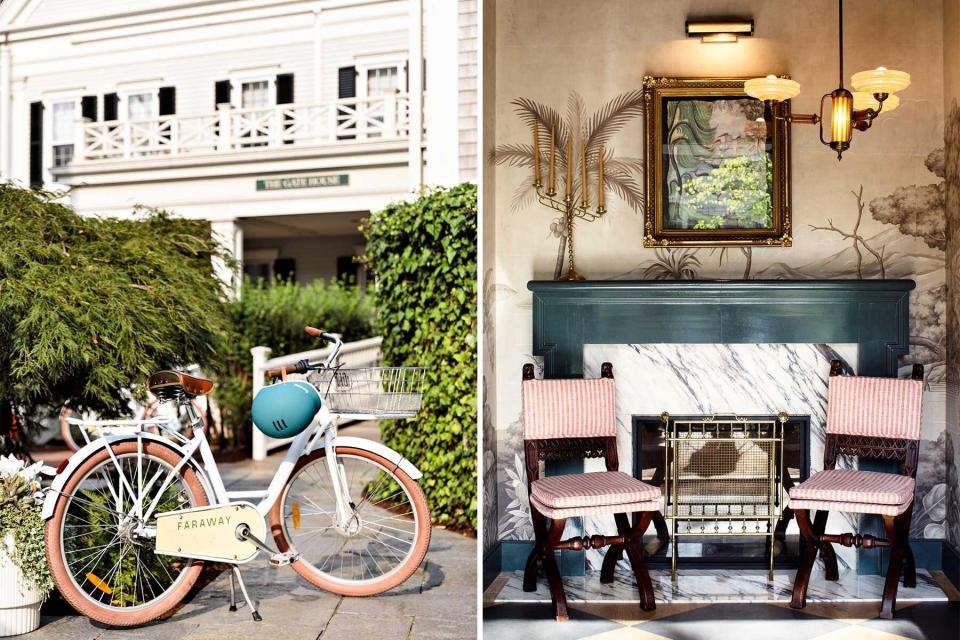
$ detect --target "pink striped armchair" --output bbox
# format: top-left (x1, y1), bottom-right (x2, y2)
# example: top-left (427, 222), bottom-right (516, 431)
top-left (788, 360), bottom-right (924, 619)
top-left (521, 363), bottom-right (661, 620)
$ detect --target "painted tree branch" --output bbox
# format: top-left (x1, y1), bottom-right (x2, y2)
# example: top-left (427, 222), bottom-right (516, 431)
top-left (808, 185), bottom-right (886, 278)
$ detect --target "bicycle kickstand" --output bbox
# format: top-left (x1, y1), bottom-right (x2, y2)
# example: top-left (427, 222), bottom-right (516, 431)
top-left (230, 566), bottom-right (262, 622)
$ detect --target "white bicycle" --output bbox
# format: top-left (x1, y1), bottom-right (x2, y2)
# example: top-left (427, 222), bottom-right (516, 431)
top-left (41, 328), bottom-right (430, 627)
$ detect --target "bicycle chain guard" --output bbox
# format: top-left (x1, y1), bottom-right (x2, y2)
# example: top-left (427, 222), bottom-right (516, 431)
top-left (154, 502), bottom-right (266, 563)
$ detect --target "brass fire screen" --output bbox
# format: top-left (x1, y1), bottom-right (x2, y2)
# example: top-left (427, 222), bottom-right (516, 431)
top-left (663, 412), bottom-right (787, 580)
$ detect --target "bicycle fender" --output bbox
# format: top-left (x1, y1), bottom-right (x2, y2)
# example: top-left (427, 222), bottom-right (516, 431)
top-left (328, 436), bottom-right (423, 480)
top-left (41, 433), bottom-right (210, 520)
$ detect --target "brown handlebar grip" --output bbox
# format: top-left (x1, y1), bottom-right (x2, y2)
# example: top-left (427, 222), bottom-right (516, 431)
top-left (265, 365), bottom-right (296, 378)
top-left (304, 326), bottom-right (323, 338)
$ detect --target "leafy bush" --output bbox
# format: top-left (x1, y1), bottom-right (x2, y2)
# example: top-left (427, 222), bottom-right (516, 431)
top-left (0, 456), bottom-right (53, 598)
top-left (214, 279), bottom-right (376, 448)
top-left (361, 183), bottom-right (477, 531)
top-left (0, 185), bottom-right (231, 454)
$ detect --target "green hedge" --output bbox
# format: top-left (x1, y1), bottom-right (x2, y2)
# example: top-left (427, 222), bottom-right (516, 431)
top-left (214, 279), bottom-right (375, 448)
top-left (362, 183), bottom-right (477, 531)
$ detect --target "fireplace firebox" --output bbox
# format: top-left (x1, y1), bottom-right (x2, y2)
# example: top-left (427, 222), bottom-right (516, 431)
top-left (632, 414), bottom-right (810, 570)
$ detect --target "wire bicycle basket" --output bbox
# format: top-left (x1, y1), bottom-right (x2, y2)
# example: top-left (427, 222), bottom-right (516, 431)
top-left (308, 367), bottom-right (426, 417)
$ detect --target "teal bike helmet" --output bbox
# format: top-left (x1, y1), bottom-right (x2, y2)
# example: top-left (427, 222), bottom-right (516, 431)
top-left (252, 380), bottom-right (322, 439)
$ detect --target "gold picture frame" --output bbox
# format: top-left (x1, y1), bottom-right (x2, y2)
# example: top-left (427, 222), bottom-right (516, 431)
top-left (642, 76), bottom-right (792, 247)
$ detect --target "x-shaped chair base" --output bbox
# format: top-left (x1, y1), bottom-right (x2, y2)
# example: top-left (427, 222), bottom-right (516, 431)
top-left (790, 506), bottom-right (916, 619)
top-left (524, 510), bottom-right (657, 621)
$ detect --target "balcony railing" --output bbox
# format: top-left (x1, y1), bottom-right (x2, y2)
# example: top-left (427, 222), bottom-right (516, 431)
top-left (75, 94), bottom-right (411, 162)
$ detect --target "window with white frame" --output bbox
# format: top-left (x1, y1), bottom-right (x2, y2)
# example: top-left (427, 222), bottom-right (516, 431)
top-left (241, 80), bottom-right (272, 109)
top-left (356, 60), bottom-right (404, 138)
top-left (237, 79), bottom-right (273, 147)
top-left (365, 65), bottom-right (400, 97)
top-left (50, 100), bottom-right (77, 168)
top-left (124, 91), bottom-right (157, 120)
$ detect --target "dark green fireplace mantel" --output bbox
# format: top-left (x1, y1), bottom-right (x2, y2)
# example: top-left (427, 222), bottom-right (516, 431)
top-left (526, 279), bottom-right (918, 577)
top-left (528, 279), bottom-right (915, 379)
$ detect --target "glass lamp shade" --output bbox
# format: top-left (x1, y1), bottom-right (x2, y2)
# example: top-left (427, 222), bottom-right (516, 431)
top-left (852, 91), bottom-right (900, 113)
top-left (744, 75), bottom-right (801, 102)
top-left (850, 67), bottom-right (911, 96)
top-left (828, 87), bottom-right (853, 154)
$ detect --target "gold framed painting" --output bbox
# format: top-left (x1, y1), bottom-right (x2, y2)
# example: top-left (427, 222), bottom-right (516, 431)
top-left (642, 76), bottom-right (792, 247)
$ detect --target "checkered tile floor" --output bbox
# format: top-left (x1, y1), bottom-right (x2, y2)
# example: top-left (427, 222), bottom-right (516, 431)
top-left (483, 600), bottom-right (960, 640)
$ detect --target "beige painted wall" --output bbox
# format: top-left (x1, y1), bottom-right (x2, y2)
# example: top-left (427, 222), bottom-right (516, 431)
top-left (486, 0), bottom-right (948, 546)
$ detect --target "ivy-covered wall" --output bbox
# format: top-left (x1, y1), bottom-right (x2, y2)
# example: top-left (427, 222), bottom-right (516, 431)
top-left (363, 184), bottom-right (478, 531)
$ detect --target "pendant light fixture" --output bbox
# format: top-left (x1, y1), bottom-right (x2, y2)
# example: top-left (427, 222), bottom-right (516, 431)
top-left (744, 0), bottom-right (909, 160)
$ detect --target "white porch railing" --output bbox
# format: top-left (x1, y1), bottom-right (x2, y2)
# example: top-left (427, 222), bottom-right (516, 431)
top-left (76, 94), bottom-right (411, 162)
top-left (249, 336), bottom-right (383, 461)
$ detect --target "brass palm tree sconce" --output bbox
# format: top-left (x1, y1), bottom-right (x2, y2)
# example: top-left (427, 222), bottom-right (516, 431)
top-left (531, 121), bottom-right (607, 281)
top-left (744, 0), bottom-right (910, 160)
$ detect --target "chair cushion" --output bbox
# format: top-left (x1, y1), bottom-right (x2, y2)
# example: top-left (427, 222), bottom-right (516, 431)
top-left (787, 497), bottom-right (912, 517)
top-left (530, 494), bottom-right (661, 520)
top-left (531, 471), bottom-right (661, 509)
top-left (789, 469), bottom-right (915, 506)
top-left (827, 375), bottom-right (923, 440)
top-left (522, 378), bottom-right (616, 440)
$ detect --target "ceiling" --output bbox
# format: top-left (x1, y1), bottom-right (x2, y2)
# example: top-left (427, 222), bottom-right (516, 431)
top-left (238, 211), bottom-right (368, 239)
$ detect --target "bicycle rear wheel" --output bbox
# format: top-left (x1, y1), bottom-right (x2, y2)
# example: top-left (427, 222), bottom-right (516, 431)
top-left (45, 441), bottom-right (208, 626)
top-left (268, 447), bottom-right (430, 596)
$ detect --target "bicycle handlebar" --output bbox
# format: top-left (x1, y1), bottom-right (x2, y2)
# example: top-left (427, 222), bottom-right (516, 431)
top-left (264, 327), bottom-right (343, 378)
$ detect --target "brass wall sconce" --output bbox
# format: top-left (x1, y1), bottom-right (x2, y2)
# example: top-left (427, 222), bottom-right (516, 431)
top-left (744, 0), bottom-right (909, 160)
top-left (685, 18), bottom-right (754, 43)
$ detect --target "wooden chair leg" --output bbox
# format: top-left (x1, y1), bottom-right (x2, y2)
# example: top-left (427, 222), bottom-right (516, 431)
top-left (523, 509), bottom-right (548, 592)
top-left (600, 513), bottom-right (629, 584)
top-left (624, 511), bottom-right (656, 612)
top-left (901, 506), bottom-right (916, 589)
top-left (542, 518), bottom-right (569, 621)
top-left (790, 508), bottom-right (818, 609)
top-left (880, 513), bottom-right (907, 620)
top-left (903, 542), bottom-right (917, 589)
top-left (813, 510), bottom-right (839, 581)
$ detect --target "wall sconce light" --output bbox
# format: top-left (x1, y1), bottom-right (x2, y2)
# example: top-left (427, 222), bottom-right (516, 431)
top-left (686, 19), bottom-right (754, 43)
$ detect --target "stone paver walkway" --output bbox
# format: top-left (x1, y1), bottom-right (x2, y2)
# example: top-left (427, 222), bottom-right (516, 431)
top-left (30, 422), bottom-right (477, 639)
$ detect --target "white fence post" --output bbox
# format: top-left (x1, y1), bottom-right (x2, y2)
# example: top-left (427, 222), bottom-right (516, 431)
top-left (250, 345), bottom-right (272, 462)
top-left (217, 103), bottom-right (232, 152)
top-left (248, 337), bottom-right (383, 460)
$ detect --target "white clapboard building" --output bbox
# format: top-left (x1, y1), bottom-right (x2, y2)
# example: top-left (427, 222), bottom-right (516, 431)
top-left (0, 0), bottom-right (478, 289)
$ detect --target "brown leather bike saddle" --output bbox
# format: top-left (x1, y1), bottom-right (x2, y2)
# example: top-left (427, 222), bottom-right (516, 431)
top-left (147, 370), bottom-right (214, 400)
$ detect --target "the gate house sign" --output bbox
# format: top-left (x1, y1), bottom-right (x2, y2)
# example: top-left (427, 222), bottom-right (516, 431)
top-left (256, 174), bottom-right (349, 191)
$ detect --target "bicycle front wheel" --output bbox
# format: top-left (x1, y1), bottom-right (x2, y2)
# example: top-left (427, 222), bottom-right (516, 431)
top-left (268, 447), bottom-right (430, 596)
top-left (45, 441), bottom-right (208, 626)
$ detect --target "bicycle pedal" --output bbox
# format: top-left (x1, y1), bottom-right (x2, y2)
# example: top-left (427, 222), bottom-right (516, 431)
top-left (270, 551), bottom-right (300, 566)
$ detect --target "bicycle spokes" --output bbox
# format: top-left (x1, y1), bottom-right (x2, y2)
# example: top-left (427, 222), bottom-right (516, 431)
top-left (282, 453), bottom-right (420, 585)
top-left (61, 454), bottom-right (197, 608)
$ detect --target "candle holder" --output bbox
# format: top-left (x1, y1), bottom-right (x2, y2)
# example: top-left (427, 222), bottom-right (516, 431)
top-left (533, 181), bottom-right (606, 281)
top-left (531, 122), bottom-right (608, 281)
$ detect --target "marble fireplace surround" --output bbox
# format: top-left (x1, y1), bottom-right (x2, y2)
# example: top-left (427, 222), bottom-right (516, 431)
top-left (528, 279), bottom-right (915, 576)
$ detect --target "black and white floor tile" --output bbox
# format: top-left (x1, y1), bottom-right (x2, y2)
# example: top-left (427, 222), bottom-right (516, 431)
top-left (483, 569), bottom-right (960, 640)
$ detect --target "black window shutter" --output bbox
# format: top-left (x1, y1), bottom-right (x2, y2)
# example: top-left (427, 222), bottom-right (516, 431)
top-left (81, 96), bottom-right (97, 121)
top-left (337, 66), bottom-right (357, 140)
top-left (405, 61), bottom-right (409, 93)
top-left (29, 101), bottom-right (43, 188)
top-left (276, 73), bottom-right (294, 104)
top-left (103, 93), bottom-right (119, 121)
top-left (338, 66), bottom-right (357, 99)
top-left (158, 87), bottom-right (176, 116)
top-left (215, 80), bottom-right (231, 107)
